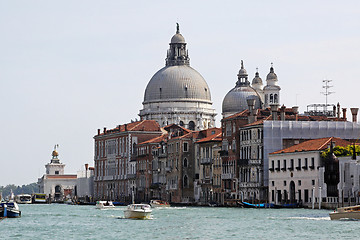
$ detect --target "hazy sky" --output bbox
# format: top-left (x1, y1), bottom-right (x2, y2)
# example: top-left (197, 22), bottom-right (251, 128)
top-left (1, 0), bottom-right (360, 186)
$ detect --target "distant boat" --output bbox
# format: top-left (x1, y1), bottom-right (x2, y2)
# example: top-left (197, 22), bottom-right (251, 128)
top-left (329, 205), bottom-right (360, 220)
top-left (239, 201), bottom-right (299, 208)
top-left (124, 204), bottom-right (152, 219)
top-left (95, 201), bottom-right (115, 209)
top-left (239, 201), bottom-right (275, 208)
top-left (33, 193), bottom-right (47, 204)
top-left (16, 194), bottom-right (32, 204)
top-left (150, 200), bottom-right (170, 208)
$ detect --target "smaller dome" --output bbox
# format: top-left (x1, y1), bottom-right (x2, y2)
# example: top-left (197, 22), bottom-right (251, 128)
top-left (252, 71), bottom-right (263, 85)
top-left (266, 66), bottom-right (278, 81)
top-left (237, 60), bottom-right (248, 77)
top-left (171, 33), bottom-right (185, 44)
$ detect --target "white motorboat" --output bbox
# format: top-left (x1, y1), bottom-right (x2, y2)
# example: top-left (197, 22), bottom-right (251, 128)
top-left (150, 199), bottom-right (170, 208)
top-left (329, 205), bottom-right (360, 220)
top-left (124, 204), bottom-right (152, 219)
top-left (16, 194), bottom-right (32, 204)
top-left (95, 201), bottom-right (115, 209)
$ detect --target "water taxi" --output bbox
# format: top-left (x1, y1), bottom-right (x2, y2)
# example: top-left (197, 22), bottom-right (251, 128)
top-left (16, 194), bottom-right (32, 204)
top-left (95, 201), bottom-right (115, 209)
top-left (124, 204), bottom-right (152, 219)
top-left (33, 193), bottom-right (47, 203)
top-left (329, 205), bottom-right (360, 220)
top-left (1, 202), bottom-right (21, 218)
top-left (150, 199), bottom-right (170, 208)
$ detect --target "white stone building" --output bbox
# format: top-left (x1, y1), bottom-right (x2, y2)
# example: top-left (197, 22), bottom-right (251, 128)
top-left (268, 137), bottom-right (351, 208)
top-left (38, 146), bottom-right (77, 202)
top-left (338, 155), bottom-right (360, 205)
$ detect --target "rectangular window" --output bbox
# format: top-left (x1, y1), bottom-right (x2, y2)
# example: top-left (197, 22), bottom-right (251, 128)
top-left (290, 159), bottom-right (294, 170)
top-left (302, 158), bottom-right (308, 170)
top-left (183, 142), bottom-right (188, 152)
top-left (176, 143), bottom-right (179, 152)
top-left (272, 181), bottom-right (275, 186)
top-left (276, 160), bottom-right (280, 171)
top-left (297, 159), bottom-right (301, 170)
top-left (298, 180), bottom-right (301, 186)
top-left (282, 159), bottom-right (286, 171)
top-left (272, 190), bottom-right (275, 202)
top-left (270, 160), bottom-right (275, 171)
top-left (284, 181), bottom-right (287, 186)
top-left (310, 157), bottom-right (315, 169)
top-left (55, 171), bottom-right (59, 175)
top-left (312, 180), bottom-right (315, 185)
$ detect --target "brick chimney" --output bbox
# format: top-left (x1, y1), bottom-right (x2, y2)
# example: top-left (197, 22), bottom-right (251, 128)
top-left (292, 106), bottom-right (299, 121)
top-left (342, 108), bottom-right (347, 120)
top-left (270, 104), bottom-right (279, 120)
top-left (350, 108), bottom-right (359, 122)
top-left (103, 127), bottom-right (107, 134)
top-left (97, 129), bottom-right (100, 135)
top-left (280, 105), bottom-right (286, 121)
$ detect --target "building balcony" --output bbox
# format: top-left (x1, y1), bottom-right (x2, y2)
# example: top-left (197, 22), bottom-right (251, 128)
top-left (248, 159), bottom-right (261, 165)
top-left (219, 150), bottom-right (228, 157)
top-left (275, 167), bottom-right (280, 171)
top-left (309, 166), bottom-right (315, 170)
top-left (287, 167), bottom-right (294, 171)
top-left (269, 168), bottom-right (274, 172)
top-left (281, 167), bottom-right (286, 171)
top-left (221, 173), bottom-right (234, 180)
top-left (127, 174), bottom-right (136, 179)
top-left (159, 153), bottom-right (167, 158)
top-left (165, 167), bottom-right (172, 172)
top-left (296, 167), bottom-right (301, 171)
top-left (201, 178), bottom-right (212, 184)
top-left (302, 166), bottom-right (308, 170)
top-left (200, 158), bottom-right (212, 165)
top-left (239, 182), bottom-right (260, 188)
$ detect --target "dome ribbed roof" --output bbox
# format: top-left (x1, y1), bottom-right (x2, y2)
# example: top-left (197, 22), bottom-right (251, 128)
top-left (171, 33), bottom-right (185, 44)
top-left (144, 65), bottom-right (211, 103)
top-left (222, 86), bottom-right (261, 115)
top-left (252, 71), bottom-right (263, 85)
top-left (266, 67), bottom-right (278, 81)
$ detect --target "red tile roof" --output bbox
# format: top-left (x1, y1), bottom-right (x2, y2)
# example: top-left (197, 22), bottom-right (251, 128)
top-left (270, 137), bottom-right (352, 155)
top-left (196, 132), bottom-right (222, 143)
top-left (138, 134), bottom-right (168, 145)
top-left (46, 175), bottom-right (77, 179)
top-left (97, 120), bottom-right (161, 136)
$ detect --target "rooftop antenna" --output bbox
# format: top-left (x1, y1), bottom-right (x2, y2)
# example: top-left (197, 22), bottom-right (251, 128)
top-left (321, 80), bottom-right (334, 110)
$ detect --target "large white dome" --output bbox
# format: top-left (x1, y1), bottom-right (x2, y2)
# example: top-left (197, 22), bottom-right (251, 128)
top-left (143, 65), bottom-right (211, 103)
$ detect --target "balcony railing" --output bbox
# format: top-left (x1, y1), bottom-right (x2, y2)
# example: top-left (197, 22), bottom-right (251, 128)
top-left (165, 167), bottom-right (172, 172)
top-left (200, 158), bottom-right (212, 165)
top-left (126, 174), bottom-right (136, 179)
top-left (201, 179), bottom-right (212, 184)
top-left (287, 167), bottom-right (294, 171)
top-left (221, 173), bottom-right (234, 179)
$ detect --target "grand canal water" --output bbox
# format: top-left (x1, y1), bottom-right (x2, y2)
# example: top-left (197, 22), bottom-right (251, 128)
top-left (1, 204), bottom-right (359, 239)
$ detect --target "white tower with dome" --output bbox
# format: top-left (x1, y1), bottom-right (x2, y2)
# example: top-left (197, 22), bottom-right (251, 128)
top-left (139, 24), bottom-right (216, 130)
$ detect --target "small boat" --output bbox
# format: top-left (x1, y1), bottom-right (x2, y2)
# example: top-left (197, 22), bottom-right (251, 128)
top-left (95, 201), bottom-right (115, 209)
top-left (1, 202), bottom-right (21, 218)
top-left (150, 199), bottom-right (170, 208)
top-left (0, 204), bottom-right (7, 219)
top-left (16, 194), bottom-right (32, 204)
top-left (33, 193), bottom-right (47, 204)
top-left (329, 205), bottom-right (360, 220)
top-left (239, 201), bottom-right (275, 208)
top-left (124, 204), bottom-right (152, 219)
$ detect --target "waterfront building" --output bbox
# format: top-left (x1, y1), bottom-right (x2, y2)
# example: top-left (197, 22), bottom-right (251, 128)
top-left (136, 134), bottom-right (168, 202)
top-left (93, 120), bottom-right (163, 201)
top-left (139, 24), bottom-right (217, 130)
top-left (337, 154), bottom-right (360, 206)
top-left (76, 164), bottom-right (95, 202)
top-left (268, 137), bottom-right (351, 208)
top-left (195, 128), bottom-right (222, 204)
top-left (38, 146), bottom-right (77, 202)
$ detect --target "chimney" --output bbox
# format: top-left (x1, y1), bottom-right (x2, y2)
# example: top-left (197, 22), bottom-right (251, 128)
top-left (85, 164), bottom-right (89, 178)
top-left (125, 124), bottom-right (127, 131)
top-left (337, 102), bottom-right (340, 118)
top-left (97, 129), bottom-right (100, 135)
top-left (280, 105), bottom-right (286, 121)
top-left (342, 108), bottom-right (347, 120)
top-left (270, 104), bottom-right (279, 121)
top-left (247, 98), bottom-right (257, 123)
top-left (350, 108), bottom-right (359, 122)
top-left (333, 105), bottom-right (336, 117)
top-left (292, 106), bottom-right (299, 121)
top-left (103, 127), bottom-right (107, 134)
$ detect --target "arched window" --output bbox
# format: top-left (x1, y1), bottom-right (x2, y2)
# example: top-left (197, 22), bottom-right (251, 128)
top-left (188, 121), bottom-right (195, 131)
top-left (179, 121), bottom-right (184, 127)
top-left (183, 175), bottom-right (188, 187)
top-left (183, 158), bottom-right (188, 167)
top-left (270, 94), bottom-right (274, 103)
top-left (274, 94), bottom-right (278, 103)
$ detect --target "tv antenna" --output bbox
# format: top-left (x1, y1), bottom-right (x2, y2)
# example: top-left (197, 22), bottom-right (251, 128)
top-left (320, 80), bottom-right (334, 108)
